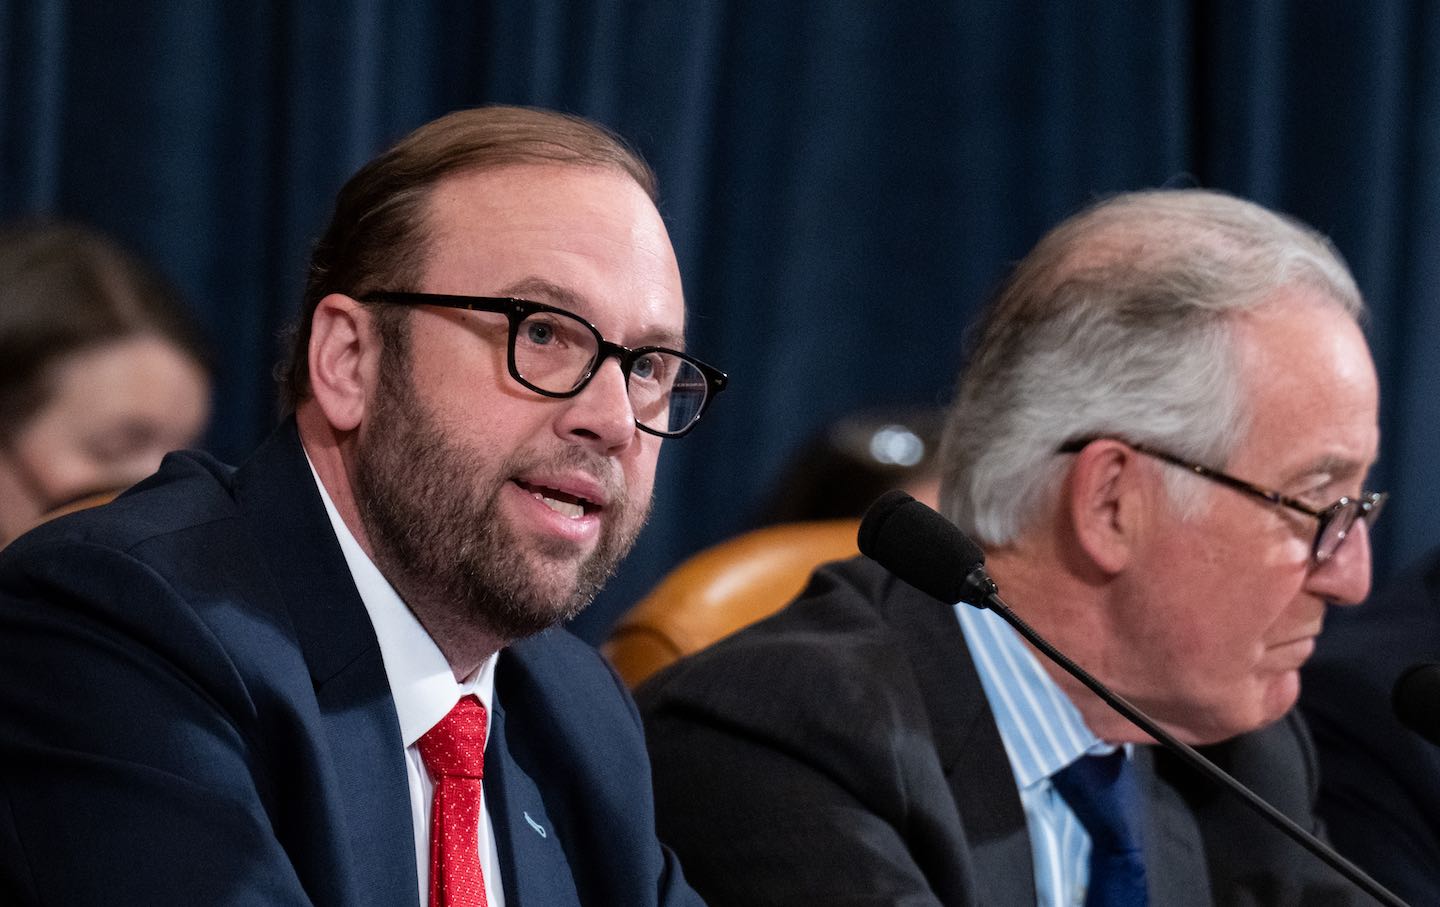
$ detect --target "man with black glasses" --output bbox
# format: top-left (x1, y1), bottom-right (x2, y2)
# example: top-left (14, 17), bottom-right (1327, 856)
top-left (639, 189), bottom-right (1379, 905)
top-left (0, 106), bottom-right (720, 906)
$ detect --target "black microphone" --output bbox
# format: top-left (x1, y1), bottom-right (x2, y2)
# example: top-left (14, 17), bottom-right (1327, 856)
top-left (858, 490), bottom-right (1408, 907)
top-left (1393, 663), bottom-right (1440, 747)
top-left (857, 490), bottom-right (993, 604)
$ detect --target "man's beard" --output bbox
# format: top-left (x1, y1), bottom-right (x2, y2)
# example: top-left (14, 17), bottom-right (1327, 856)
top-left (353, 364), bottom-right (648, 643)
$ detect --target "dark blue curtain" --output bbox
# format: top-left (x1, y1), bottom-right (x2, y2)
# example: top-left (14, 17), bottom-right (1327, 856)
top-left (3, 1), bottom-right (1436, 642)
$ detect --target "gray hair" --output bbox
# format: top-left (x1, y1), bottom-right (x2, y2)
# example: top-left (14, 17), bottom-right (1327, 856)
top-left (938, 189), bottom-right (1363, 545)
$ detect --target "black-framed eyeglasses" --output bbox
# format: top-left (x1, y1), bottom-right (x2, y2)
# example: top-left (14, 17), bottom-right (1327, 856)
top-left (363, 291), bottom-right (728, 438)
top-left (1057, 436), bottom-right (1386, 566)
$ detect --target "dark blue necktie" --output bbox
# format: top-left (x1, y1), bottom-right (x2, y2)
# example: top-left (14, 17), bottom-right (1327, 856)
top-left (1051, 751), bottom-right (1148, 907)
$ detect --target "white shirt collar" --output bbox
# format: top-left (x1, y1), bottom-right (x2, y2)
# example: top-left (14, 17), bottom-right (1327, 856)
top-left (304, 447), bottom-right (496, 747)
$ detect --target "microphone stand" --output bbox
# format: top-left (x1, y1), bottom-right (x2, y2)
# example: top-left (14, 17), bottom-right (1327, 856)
top-left (960, 565), bottom-right (1408, 907)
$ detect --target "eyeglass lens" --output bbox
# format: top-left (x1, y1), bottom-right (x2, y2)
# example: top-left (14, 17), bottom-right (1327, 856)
top-left (1314, 495), bottom-right (1384, 564)
top-left (512, 309), bottom-right (709, 435)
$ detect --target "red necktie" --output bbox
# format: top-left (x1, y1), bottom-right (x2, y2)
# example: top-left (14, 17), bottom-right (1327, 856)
top-left (418, 696), bottom-right (489, 907)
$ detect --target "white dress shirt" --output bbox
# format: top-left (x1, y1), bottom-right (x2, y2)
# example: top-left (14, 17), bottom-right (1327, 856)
top-left (309, 455), bottom-right (505, 907)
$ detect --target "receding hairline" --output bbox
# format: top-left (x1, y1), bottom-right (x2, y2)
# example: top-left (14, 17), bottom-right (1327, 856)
top-left (388, 157), bottom-right (661, 287)
top-left (1027, 189), bottom-right (1363, 316)
top-left (387, 106), bottom-right (659, 203)
top-left (278, 105), bottom-right (664, 413)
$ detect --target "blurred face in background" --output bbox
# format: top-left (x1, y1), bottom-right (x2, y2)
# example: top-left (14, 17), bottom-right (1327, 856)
top-left (0, 334), bottom-right (210, 546)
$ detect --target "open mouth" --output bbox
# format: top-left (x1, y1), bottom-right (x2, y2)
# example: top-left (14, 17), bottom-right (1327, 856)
top-left (514, 480), bottom-right (597, 519)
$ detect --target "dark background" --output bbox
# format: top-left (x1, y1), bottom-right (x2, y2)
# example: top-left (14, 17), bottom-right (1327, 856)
top-left (3, 2), bottom-right (1436, 642)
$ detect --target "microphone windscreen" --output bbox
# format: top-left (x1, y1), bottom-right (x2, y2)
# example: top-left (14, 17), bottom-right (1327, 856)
top-left (1393, 663), bottom-right (1440, 748)
top-left (858, 490), bottom-right (986, 603)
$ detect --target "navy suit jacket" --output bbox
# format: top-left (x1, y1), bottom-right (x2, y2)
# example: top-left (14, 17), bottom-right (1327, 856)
top-left (0, 422), bottom-right (701, 907)
top-left (639, 556), bottom-right (1361, 906)
top-left (1300, 548), bottom-right (1440, 905)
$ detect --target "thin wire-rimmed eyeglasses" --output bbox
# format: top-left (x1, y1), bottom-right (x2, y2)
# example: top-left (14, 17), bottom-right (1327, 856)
top-left (363, 291), bottom-right (728, 438)
top-left (1057, 436), bottom-right (1386, 566)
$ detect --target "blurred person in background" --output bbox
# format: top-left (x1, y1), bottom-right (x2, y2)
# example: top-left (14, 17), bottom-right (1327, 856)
top-left (0, 222), bottom-right (211, 546)
top-left (759, 407), bottom-right (944, 524)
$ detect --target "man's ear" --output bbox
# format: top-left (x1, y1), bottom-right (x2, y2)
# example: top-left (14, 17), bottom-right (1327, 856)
top-left (1062, 440), bottom-right (1152, 576)
top-left (307, 294), bottom-right (381, 432)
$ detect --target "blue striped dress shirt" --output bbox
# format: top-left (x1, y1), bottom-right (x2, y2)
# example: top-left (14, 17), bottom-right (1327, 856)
top-left (956, 601), bottom-right (1125, 907)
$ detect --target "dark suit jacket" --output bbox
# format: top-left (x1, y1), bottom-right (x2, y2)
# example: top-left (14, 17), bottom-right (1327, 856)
top-left (0, 422), bottom-right (701, 907)
top-left (638, 556), bottom-right (1361, 906)
top-left (1300, 549), bottom-right (1440, 905)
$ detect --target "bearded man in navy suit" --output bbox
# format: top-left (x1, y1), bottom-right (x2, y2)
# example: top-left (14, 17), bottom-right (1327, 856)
top-left (0, 105), bottom-right (722, 906)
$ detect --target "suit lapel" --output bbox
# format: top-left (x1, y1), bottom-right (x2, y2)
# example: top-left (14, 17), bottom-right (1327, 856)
top-left (484, 665), bottom-right (582, 907)
top-left (883, 579), bottom-right (1038, 905)
top-left (234, 422), bottom-right (419, 906)
top-left (1137, 746), bottom-right (1212, 906)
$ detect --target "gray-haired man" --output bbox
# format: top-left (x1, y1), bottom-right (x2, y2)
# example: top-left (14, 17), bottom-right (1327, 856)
top-left (640, 189), bottom-right (1379, 906)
